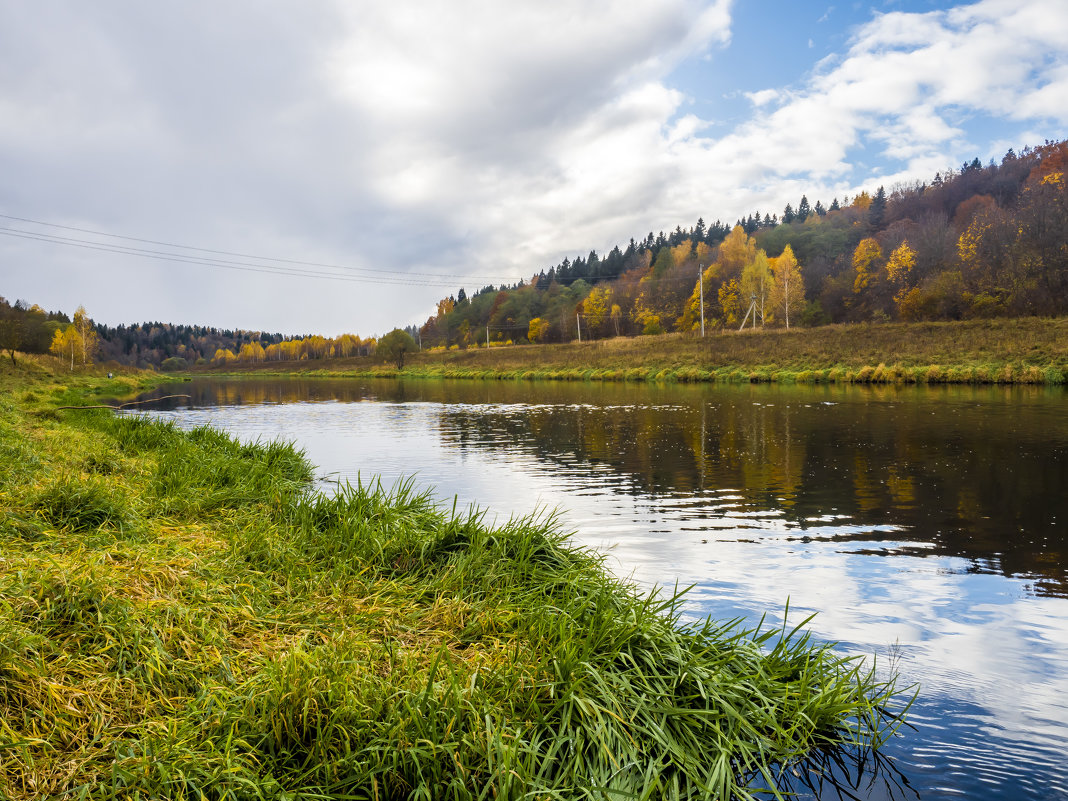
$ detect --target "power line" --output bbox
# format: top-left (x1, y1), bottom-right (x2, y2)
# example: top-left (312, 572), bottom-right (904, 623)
top-left (2, 212), bottom-right (730, 295)
top-left (0, 213), bottom-right (525, 286)
top-left (0, 227), bottom-right (449, 287)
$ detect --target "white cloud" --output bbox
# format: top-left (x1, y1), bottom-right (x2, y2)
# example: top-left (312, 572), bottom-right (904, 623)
top-left (679, 0), bottom-right (1068, 211)
top-left (1, 0), bottom-right (1067, 335)
top-left (746, 88), bottom-right (780, 107)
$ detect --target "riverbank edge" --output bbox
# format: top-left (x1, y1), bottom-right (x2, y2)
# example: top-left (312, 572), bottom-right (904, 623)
top-left (199, 319), bottom-right (1068, 386)
top-left (207, 360), bottom-right (1067, 385)
top-left (1, 366), bottom-right (911, 798)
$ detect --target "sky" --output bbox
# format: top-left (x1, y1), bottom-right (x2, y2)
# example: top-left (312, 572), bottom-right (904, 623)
top-left (2, 0), bottom-right (1067, 337)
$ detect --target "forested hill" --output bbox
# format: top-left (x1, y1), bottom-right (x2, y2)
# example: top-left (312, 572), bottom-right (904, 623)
top-left (419, 139), bottom-right (1068, 347)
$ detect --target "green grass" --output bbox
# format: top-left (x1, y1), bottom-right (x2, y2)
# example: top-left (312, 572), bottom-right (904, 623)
top-left (0, 366), bottom-right (913, 800)
top-left (203, 317), bottom-right (1068, 385)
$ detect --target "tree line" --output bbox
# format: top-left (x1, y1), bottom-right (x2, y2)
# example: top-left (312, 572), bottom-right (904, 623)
top-left (0, 301), bottom-right (375, 370)
top-left (0, 298), bottom-right (71, 366)
top-left (419, 139), bottom-right (1068, 347)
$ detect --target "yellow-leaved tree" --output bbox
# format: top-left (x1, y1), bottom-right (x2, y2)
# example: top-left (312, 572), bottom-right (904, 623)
top-left (718, 279), bottom-right (742, 327)
top-left (50, 325), bottom-right (81, 371)
top-left (852, 238), bottom-right (883, 295)
top-left (740, 250), bottom-right (772, 326)
top-left (885, 240), bottom-right (917, 312)
top-left (770, 245), bottom-right (805, 328)
top-left (678, 263), bottom-right (718, 332)
top-left (527, 317), bottom-right (549, 343)
top-left (583, 285), bottom-right (611, 337)
top-left (717, 226), bottom-right (757, 282)
top-left (239, 341), bottom-right (266, 362)
top-left (72, 305), bottom-right (98, 367)
top-left (334, 333), bottom-right (361, 358)
top-left (212, 348), bottom-right (238, 366)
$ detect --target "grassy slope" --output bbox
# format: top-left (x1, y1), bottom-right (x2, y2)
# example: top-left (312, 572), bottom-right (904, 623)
top-left (1, 360), bottom-right (910, 800)
top-left (205, 317), bottom-right (1068, 384)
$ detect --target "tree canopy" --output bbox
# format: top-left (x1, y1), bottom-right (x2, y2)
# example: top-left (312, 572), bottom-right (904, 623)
top-left (377, 328), bottom-right (418, 368)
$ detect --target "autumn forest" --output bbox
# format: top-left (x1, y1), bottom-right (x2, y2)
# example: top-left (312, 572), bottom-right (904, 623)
top-left (420, 139), bottom-right (1068, 349)
top-left (2, 139), bottom-right (1067, 369)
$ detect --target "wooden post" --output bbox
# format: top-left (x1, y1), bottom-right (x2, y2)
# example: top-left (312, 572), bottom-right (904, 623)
top-left (738, 298), bottom-right (757, 332)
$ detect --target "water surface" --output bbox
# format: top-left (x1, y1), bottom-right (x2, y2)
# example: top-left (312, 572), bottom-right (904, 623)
top-left (139, 377), bottom-right (1068, 800)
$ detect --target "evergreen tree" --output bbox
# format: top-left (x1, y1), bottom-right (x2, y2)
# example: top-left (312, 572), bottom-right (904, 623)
top-left (586, 250), bottom-right (600, 281)
top-left (782, 203), bottom-right (796, 224)
top-left (869, 186), bottom-right (887, 229)
top-left (570, 257), bottom-right (585, 282)
top-left (797, 195), bottom-right (811, 222)
top-left (557, 257), bottom-right (572, 283)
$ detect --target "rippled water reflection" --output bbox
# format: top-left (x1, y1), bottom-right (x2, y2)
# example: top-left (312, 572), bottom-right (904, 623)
top-left (137, 378), bottom-right (1068, 800)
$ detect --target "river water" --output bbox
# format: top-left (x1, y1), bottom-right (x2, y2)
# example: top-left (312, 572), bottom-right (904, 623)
top-left (138, 377), bottom-right (1068, 800)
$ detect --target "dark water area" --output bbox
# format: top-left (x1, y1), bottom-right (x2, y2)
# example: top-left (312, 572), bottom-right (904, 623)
top-left (136, 377), bottom-right (1068, 800)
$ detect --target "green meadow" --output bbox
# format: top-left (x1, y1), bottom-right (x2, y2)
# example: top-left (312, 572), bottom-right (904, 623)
top-left (208, 317), bottom-right (1068, 385)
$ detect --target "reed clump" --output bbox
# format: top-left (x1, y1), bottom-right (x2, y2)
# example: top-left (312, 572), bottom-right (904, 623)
top-left (0, 370), bottom-right (912, 800)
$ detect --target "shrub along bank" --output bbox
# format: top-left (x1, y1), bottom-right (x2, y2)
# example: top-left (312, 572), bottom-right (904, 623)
top-left (0, 367), bottom-right (911, 800)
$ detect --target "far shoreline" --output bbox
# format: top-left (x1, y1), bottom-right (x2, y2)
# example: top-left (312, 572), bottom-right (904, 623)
top-left (185, 317), bottom-right (1068, 386)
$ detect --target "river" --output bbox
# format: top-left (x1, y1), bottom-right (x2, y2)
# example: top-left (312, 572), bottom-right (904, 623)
top-left (136, 377), bottom-right (1068, 800)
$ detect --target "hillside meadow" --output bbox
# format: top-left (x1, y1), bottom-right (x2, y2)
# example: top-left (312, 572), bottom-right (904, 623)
top-left (205, 317), bottom-right (1068, 385)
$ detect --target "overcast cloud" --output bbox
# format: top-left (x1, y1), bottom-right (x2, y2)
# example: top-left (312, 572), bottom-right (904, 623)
top-left (1, 0), bottom-right (1066, 335)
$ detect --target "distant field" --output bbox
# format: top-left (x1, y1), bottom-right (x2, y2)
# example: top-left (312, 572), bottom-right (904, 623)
top-left (205, 317), bottom-right (1068, 384)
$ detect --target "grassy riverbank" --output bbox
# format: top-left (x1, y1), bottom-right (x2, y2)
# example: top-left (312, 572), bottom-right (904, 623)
top-left (209, 317), bottom-right (1068, 384)
top-left (1, 364), bottom-right (910, 799)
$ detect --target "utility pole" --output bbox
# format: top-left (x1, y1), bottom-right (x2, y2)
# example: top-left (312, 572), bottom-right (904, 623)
top-left (738, 294), bottom-right (758, 332)
top-left (576, 313), bottom-right (582, 343)
top-left (698, 264), bottom-right (705, 337)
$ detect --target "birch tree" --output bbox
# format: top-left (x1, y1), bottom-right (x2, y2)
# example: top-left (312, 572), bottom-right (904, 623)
top-left (770, 245), bottom-right (805, 328)
top-left (50, 325), bottom-right (80, 371)
top-left (72, 305), bottom-right (98, 366)
top-left (740, 250), bottom-right (772, 326)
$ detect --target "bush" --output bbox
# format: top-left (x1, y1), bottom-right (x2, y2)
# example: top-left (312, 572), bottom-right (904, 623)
top-left (801, 300), bottom-right (831, 327)
top-left (160, 356), bottom-right (188, 372)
